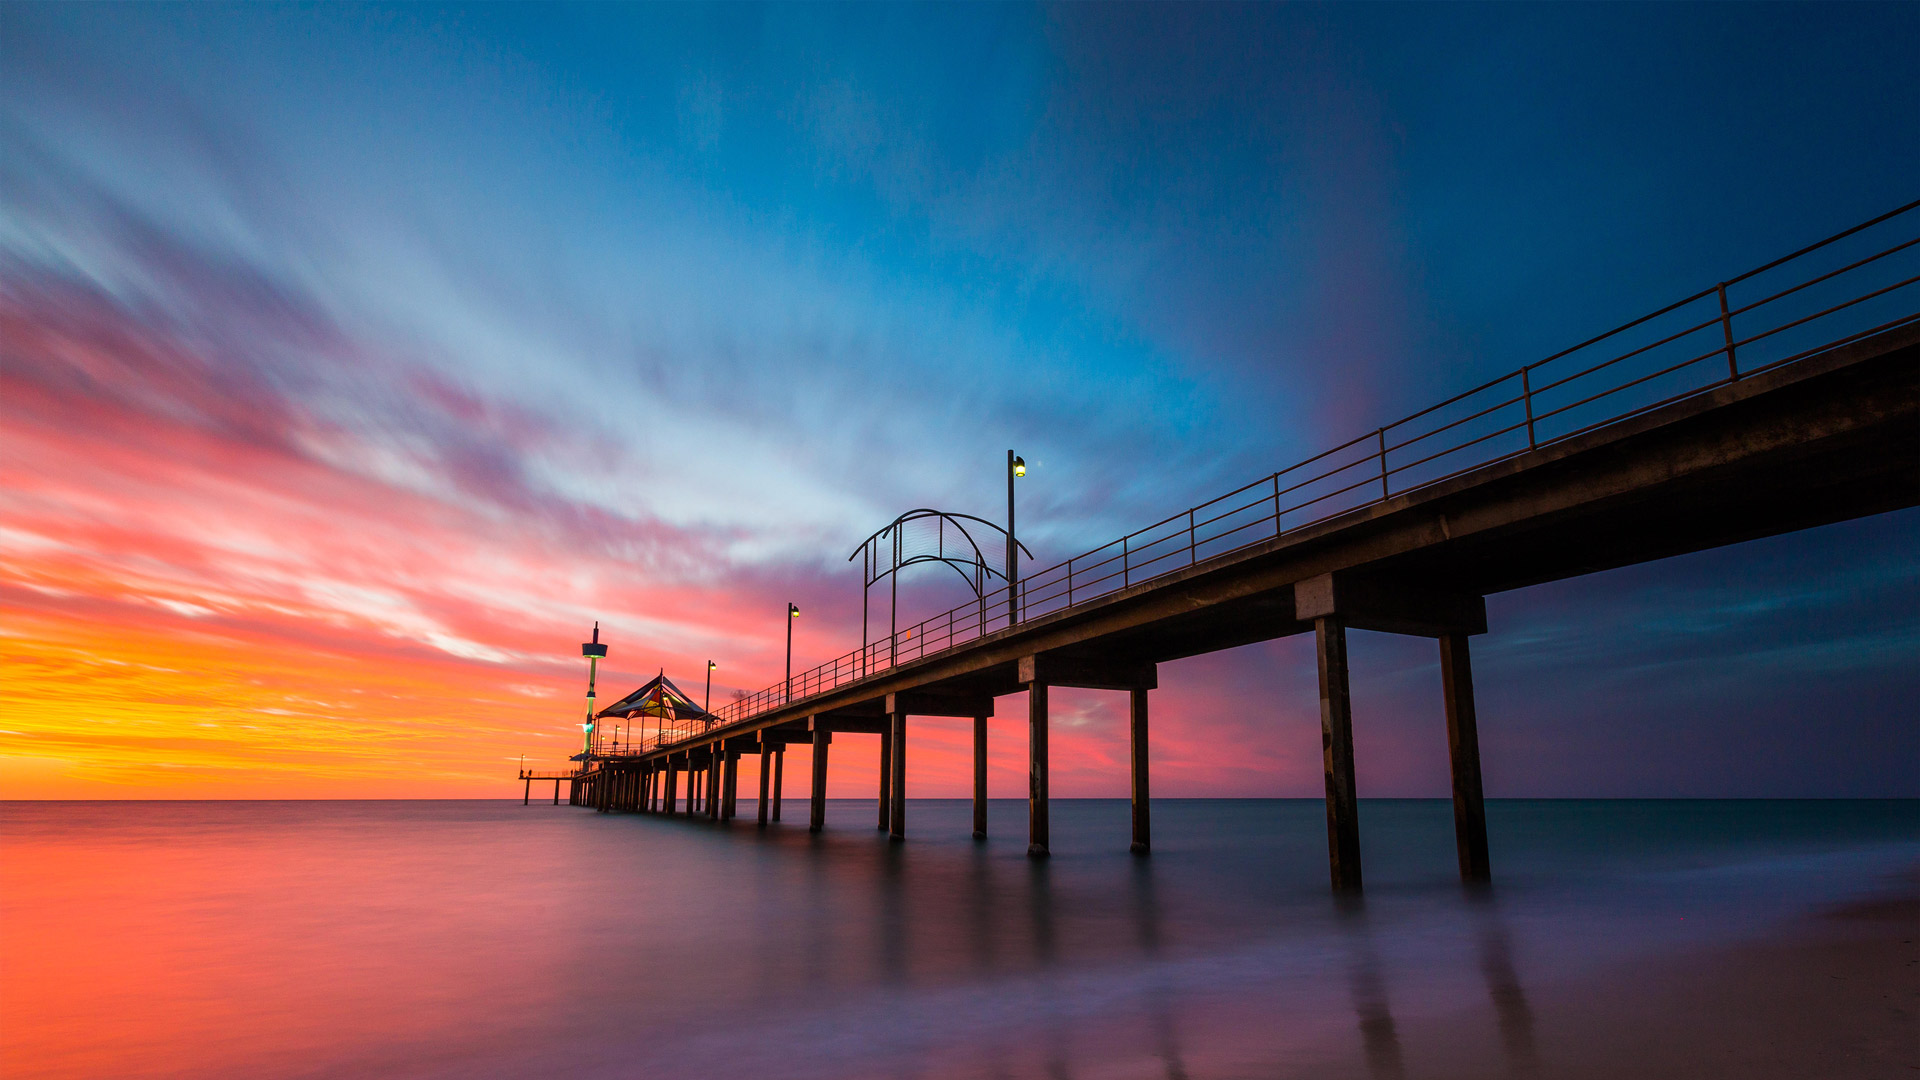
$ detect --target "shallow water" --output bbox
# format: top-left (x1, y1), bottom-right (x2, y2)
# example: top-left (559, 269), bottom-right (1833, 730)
top-left (4, 798), bottom-right (1916, 1079)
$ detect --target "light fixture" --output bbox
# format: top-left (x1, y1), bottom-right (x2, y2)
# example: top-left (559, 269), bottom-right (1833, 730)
top-left (1012, 456), bottom-right (1026, 477)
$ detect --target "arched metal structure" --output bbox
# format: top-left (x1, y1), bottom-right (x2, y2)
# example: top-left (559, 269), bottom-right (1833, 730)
top-left (849, 509), bottom-right (1033, 674)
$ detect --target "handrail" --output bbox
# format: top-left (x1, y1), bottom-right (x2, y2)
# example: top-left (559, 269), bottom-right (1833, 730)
top-left (625, 200), bottom-right (1919, 753)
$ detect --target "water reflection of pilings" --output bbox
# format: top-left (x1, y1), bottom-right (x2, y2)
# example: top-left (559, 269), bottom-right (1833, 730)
top-left (1129, 858), bottom-right (1188, 1080)
top-left (878, 840), bottom-right (908, 984)
top-left (1470, 891), bottom-right (1539, 1075)
top-left (969, 840), bottom-right (996, 975)
top-left (1337, 898), bottom-right (1405, 1080)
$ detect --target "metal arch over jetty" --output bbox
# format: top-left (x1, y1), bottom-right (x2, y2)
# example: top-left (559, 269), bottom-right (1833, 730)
top-left (551, 202), bottom-right (1920, 892)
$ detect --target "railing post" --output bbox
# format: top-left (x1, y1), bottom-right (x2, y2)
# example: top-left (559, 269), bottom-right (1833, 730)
top-left (1718, 282), bottom-right (1739, 380)
top-left (1273, 473), bottom-right (1283, 537)
top-left (1122, 535), bottom-right (1130, 588)
top-left (1188, 508), bottom-right (1196, 565)
top-left (1378, 428), bottom-right (1390, 500)
top-left (1067, 557), bottom-right (1074, 606)
top-left (1521, 367), bottom-right (1537, 449)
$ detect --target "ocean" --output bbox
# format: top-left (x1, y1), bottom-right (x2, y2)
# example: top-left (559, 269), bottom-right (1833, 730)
top-left (4, 798), bottom-right (1915, 1079)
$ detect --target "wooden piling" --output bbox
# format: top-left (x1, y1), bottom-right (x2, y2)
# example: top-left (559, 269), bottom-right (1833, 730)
top-left (1129, 687), bottom-right (1150, 853)
top-left (1028, 681), bottom-right (1050, 857)
top-left (809, 727), bottom-right (830, 833)
top-left (888, 709), bottom-right (906, 841)
top-left (757, 745), bottom-right (772, 826)
top-left (972, 713), bottom-right (988, 839)
top-left (772, 746), bottom-right (784, 821)
top-left (877, 727), bottom-right (892, 830)
top-left (1316, 616), bottom-right (1363, 892)
top-left (1440, 633), bottom-right (1491, 882)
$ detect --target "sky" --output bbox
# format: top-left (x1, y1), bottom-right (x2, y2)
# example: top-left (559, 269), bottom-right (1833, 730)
top-left (2, 3), bottom-right (1916, 800)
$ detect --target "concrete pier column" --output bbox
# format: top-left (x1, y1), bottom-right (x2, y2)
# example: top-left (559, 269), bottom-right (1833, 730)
top-left (523, 778), bottom-right (530, 805)
top-left (723, 752), bottom-right (739, 821)
top-left (1130, 687), bottom-right (1151, 853)
top-left (809, 728), bottom-right (831, 833)
top-left (1440, 633), bottom-right (1491, 883)
top-left (709, 754), bottom-right (723, 821)
top-left (758, 745), bottom-right (772, 826)
top-left (972, 713), bottom-right (988, 839)
top-left (888, 709), bottom-right (907, 841)
top-left (1028, 681), bottom-right (1050, 858)
top-left (553, 778), bottom-right (560, 805)
top-left (1316, 616), bottom-right (1363, 892)
top-left (772, 747), bottom-right (785, 822)
top-left (664, 763), bottom-right (678, 816)
top-left (877, 727), bottom-right (893, 830)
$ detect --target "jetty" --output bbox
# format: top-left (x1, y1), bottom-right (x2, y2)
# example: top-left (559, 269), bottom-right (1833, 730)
top-left (547, 202), bottom-right (1919, 892)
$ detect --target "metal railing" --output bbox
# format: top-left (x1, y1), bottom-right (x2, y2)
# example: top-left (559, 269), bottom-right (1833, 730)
top-left (632, 200), bottom-right (1919, 754)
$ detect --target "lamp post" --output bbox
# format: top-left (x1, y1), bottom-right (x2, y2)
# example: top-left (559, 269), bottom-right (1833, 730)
top-left (1007, 451), bottom-right (1025, 627)
top-left (786, 604), bottom-right (800, 702)
top-left (706, 660), bottom-right (717, 713)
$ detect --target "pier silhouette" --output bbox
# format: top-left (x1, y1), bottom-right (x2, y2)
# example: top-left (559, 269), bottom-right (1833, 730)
top-left (551, 202), bottom-right (1918, 891)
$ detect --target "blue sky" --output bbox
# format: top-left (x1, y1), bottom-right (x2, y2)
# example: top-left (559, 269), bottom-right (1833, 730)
top-left (2, 3), bottom-right (1915, 796)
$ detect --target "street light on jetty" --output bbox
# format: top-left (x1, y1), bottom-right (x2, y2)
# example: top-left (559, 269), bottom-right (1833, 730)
top-left (706, 659), bottom-right (717, 713)
top-left (580, 622), bottom-right (607, 758)
top-left (1007, 451), bottom-right (1026, 627)
top-left (786, 603), bottom-right (800, 702)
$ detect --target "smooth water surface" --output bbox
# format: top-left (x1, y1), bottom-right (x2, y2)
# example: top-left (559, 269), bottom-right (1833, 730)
top-left (5, 798), bottom-right (1916, 1078)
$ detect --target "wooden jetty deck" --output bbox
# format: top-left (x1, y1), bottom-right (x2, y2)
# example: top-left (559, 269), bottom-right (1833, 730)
top-left (557, 203), bottom-right (1920, 891)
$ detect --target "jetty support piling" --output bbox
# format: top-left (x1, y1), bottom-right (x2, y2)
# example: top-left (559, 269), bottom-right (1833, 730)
top-left (1315, 616), bottom-right (1363, 893)
top-left (809, 722), bottom-right (831, 832)
top-left (772, 746), bottom-right (785, 822)
top-left (1441, 633), bottom-right (1491, 883)
top-left (1026, 680), bottom-right (1049, 857)
top-left (1130, 687), bottom-right (1150, 853)
top-left (972, 713), bottom-right (988, 839)
top-left (758, 743), bottom-right (772, 825)
top-left (877, 727), bottom-right (892, 830)
top-left (888, 706), bottom-right (906, 841)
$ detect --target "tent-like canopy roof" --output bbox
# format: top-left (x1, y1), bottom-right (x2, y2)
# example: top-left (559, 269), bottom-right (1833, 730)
top-left (596, 672), bottom-right (714, 723)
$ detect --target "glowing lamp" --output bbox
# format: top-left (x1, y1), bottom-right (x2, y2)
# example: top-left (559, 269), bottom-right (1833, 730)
top-left (1012, 456), bottom-right (1026, 477)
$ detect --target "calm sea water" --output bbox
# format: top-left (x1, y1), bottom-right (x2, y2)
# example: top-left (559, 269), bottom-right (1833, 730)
top-left (4, 798), bottom-right (1916, 1079)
